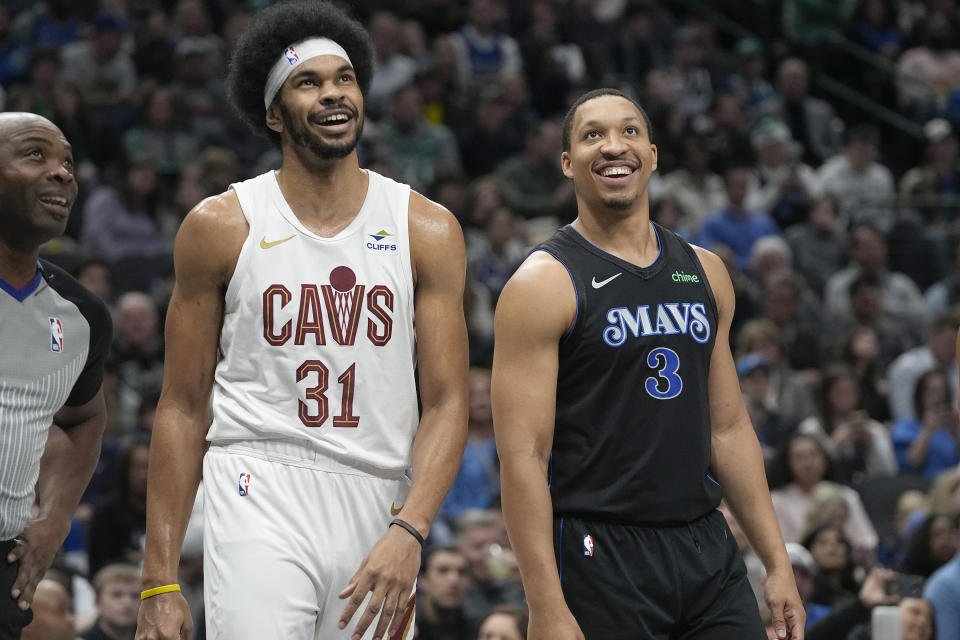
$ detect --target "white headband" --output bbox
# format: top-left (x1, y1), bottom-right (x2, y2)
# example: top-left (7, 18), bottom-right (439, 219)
top-left (263, 37), bottom-right (353, 109)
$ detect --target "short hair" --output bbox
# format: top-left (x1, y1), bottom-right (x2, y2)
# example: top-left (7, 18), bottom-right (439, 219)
top-left (454, 508), bottom-right (500, 536)
top-left (480, 604), bottom-right (529, 639)
top-left (735, 318), bottom-right (780, 359)
top-left (92, 564), bottom-right (140, 595)
top-left (226, 1), bottom-right (374, 146)
top-left (749, 235), bottom-right (792, 272)
top-left (561, 88), bottom-right (653, 152)
top-left (421, 545), bottom-right (465, 575)
top-left (851, 222), bottom-right (885, 246)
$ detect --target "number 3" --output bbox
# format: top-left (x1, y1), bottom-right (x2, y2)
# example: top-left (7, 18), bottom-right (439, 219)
top-left (645, 347), bottom-right (682, 400)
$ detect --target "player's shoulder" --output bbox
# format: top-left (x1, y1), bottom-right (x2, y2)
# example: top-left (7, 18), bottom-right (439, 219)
top-left (39, 259), bottom-right (112, 335)
top-left (512, 248), bottom-right (576, 288)
top-left (496, 250), bottom-right (577, 339)
top-left (498, 249), bottom-right (576, 309)
top-left (407, 190), bottom-right (462, 242)
top-left (176, 190), bottom-right (247, 253)
top-left (181, 189), bottom-right (245, 237)
top-left (174, 189), bottom-right (248, 283)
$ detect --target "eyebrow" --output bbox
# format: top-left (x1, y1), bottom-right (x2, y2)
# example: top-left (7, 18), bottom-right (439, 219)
top-left (16, 136), bottom-right (73, 152)
top-left (579, 116), bottom-right (641, 131)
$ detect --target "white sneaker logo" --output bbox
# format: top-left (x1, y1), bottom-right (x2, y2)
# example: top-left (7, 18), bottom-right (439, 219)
top-left (591, 272), bottom-right (622, 289)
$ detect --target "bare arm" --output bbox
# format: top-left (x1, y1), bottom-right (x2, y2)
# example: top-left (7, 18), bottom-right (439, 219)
top-left (338, 193), bottom-right (469, 640)
top-left (397, 193), bottom-right (470, 538)
top-left (696, 247), bottom-right (804, 640)
top-left (137, 193), bottom-right (246, 640)
top-left (7, 392), bottom-right (106, 609)
top-left (492, 252), bottom-right (582, 640)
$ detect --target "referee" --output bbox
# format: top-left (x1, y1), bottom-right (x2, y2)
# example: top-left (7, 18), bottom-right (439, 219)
top-left (0, 112), bottom-right (111, 639)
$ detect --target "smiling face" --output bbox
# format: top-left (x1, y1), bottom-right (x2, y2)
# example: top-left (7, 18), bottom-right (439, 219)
top-left (562, 95), bottom-right (657, 213)
top-left (268, 54), bottom-right (364, 162)
top-left (0, 113), bottom-right (77, 250)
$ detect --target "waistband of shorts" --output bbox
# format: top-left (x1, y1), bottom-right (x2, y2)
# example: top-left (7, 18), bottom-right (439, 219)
top-left (208, 438), bottom-right (408, 479)
top-left (555, 507), bottom-right (718, 530)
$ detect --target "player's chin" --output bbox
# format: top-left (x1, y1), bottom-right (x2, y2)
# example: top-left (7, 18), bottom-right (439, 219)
top-left (600, 194), bottom-right (635, 210)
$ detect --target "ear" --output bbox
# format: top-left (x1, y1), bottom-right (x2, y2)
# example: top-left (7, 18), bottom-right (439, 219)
top-left (650, 144), bottom-right (658, 173)
top-left (561, 151), bottom-right (573, 179)
top-left (265, 102), bottom-right (283, 135)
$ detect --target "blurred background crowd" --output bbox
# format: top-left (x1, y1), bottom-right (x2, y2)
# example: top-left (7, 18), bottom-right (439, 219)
top-left (4, 0), bottom-right (960, 638)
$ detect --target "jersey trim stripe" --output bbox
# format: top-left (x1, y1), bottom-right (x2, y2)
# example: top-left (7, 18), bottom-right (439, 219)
top-left (0, 266), bottom-right (43, 302)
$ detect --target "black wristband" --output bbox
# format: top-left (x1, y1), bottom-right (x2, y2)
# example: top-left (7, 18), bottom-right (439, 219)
top-left (389, 518), bottom-right (425, 546)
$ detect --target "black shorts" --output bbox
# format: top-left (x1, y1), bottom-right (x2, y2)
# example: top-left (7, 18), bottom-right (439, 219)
top-left (554, 510), bottom-right (765, 640)
top-left (0, 539), bottom-right (32, 640)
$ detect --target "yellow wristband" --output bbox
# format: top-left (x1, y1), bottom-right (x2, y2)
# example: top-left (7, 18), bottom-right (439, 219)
top-left (141, 584), bottom-right (181, 600)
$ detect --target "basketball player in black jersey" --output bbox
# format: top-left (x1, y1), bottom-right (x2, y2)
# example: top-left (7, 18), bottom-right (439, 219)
top-left (492, 89), bottom-right (804, 640)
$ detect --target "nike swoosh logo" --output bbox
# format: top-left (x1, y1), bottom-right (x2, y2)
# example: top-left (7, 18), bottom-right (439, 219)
top-left (260, 234), bottom-right (296, 249)
top-left (591, 272), bottom-right (622, 289)
top-left (390, 502), bottom-right (403, 516)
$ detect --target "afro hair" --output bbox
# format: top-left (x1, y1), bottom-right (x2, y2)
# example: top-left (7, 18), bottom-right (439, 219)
top-left (226, 1), bottom-right (374, 146)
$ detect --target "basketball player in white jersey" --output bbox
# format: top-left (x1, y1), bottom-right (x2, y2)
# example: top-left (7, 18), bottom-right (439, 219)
top-left (135, 4), bottom-right (469, 640)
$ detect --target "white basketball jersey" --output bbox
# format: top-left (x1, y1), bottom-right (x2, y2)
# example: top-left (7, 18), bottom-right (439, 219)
top-left (209, 170), bottom-right (418, 473)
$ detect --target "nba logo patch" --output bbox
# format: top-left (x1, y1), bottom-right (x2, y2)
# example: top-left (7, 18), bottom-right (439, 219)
top-left (49, 317), bottom-right (63, 353)
top-left (284, 46), bottom-right (299, 65)
top-left (238, 473), bottom-right (251, 496)
top-left (583, 534), bottom-right (594, 557)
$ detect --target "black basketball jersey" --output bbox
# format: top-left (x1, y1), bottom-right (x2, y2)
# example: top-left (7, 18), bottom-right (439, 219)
top-left (537, 223), bottom-right (722, 525)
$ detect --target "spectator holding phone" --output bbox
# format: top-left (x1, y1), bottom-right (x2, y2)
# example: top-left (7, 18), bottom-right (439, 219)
top-left (797, 364), bottom-right (897, 483)
top-left (892, 368), bottom-right (960, 478)
top-left (806, 567), bottom-right (933, 640)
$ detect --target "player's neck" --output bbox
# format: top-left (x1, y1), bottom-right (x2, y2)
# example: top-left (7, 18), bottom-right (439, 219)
top-left (0, 235), bottom-right (40, 288)
top-left (276, 152), bottom-right (369, 237)
top-left (572, 201), bottom-right (658, 266)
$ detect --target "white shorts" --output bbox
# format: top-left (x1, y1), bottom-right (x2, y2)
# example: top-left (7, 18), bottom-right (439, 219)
top-left (202, 440), bottom-right (416, 640)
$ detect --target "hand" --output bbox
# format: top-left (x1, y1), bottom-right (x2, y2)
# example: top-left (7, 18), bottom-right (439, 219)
top-left (338, 525), bottom-right (421, 640)
top-left (528, 606), bottom-right (585, 640)
top-left (6, 517), bottom-right (68, 611)
top-left (135, 592), bottom-right (193, 640)
top-left (858, 568), bottom-right (899, 609)
top-left (922, 406), bottom-right (945, 433)
top-left (764, 567), bottom-right (805, 639)
top-left (830, 423), bottom-right (853, 447)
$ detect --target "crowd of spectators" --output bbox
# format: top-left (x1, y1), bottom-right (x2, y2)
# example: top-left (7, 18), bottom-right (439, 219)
top-left (5, 0), bottom-right (960, 638)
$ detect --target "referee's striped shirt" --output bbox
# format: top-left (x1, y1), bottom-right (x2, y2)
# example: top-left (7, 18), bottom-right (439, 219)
top-left (1, 260), bottom-right (111, 540)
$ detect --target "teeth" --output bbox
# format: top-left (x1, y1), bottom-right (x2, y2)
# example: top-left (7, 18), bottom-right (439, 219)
top-left (601, 166), bottom-right (633, 177)
top-left (320, 113), bottom-right (348, 124)
top-left (40, 196), bottom-right (67, 205)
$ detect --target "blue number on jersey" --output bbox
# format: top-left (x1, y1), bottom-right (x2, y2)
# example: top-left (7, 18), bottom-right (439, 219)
top-left (645, 347), bottom-right (683, 400)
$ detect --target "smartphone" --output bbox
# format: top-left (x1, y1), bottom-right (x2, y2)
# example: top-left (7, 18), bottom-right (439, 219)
top-left (884, 572), bottom-right (926, 598)
top-left (871, 606), bottom-right (902, 640)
